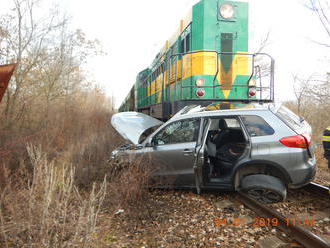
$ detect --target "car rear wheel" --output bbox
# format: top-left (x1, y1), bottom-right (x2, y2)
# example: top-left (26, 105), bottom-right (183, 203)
top-left (240, 174), bottom-right (287, 203)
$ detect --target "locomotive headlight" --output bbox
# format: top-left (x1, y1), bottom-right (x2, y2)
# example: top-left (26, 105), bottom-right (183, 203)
top-left (196, 78), bottom-right (205, 87)
top-left (220, 3), bottom-right (235, 19)
top-left (249, 78), bottom-right (256, 86)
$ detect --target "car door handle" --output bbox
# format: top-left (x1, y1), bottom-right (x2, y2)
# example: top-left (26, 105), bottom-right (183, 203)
top-left (183, 149), bottom-right (194, 156)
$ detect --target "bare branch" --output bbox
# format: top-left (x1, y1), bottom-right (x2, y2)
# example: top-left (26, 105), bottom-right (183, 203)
top-left (306, 0), bottom-right (330, 44)
top-left (254, 30), bottom-right (272, 54)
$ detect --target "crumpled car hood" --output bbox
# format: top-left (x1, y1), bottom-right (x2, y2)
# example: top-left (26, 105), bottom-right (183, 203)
top-left (111, 112), bottom-right (163, 144)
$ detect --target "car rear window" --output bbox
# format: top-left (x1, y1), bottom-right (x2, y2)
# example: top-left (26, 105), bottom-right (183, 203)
top-left (275, 106), bottom-right (303, 131)
top-left (241, 115), bottom-right (275, 137)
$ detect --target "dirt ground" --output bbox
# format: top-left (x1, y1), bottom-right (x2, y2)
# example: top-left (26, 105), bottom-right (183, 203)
top-left (95, 191), bottom-right (296, 248)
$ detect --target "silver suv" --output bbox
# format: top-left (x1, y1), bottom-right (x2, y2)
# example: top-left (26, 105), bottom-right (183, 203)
top-left (111, 104), bottom-right (316, 203)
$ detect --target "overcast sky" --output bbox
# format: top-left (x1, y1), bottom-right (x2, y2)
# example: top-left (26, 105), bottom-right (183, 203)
top-left (3, 0), bottom-right (329, 107)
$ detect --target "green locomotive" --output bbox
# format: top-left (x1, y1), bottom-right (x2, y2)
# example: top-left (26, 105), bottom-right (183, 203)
top-left (119, 0), bottom-right (274, 120)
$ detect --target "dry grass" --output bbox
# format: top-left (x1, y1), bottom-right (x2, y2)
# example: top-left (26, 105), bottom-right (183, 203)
top-left (108, 157), bottom-right (154, 211)
top-left (0, 88), bottom-right (155, 247)
top-left (0, 146), bottom-right (107, 247)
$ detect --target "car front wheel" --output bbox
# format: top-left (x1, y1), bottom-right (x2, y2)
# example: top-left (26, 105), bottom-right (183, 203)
top-left (240, 174), bottom-right (287, 203)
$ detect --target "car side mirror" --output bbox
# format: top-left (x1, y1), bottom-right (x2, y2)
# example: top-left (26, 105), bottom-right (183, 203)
top-left (145, 138), bottom-right (156, 147)
top-left (145, 142), bottom-right (153, 147)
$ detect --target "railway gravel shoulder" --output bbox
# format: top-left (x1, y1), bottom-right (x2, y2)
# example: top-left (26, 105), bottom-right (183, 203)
top-left (238, 183), bottom-right (330, 248)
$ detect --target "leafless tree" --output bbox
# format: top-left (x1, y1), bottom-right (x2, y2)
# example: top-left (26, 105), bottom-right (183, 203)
top-left (0, 0), bottom-right (103, 129)
top-left (254, 30), bottom-right (272, 54)
top-left (293, 73), bottom-right (329, 104)
top-left (251, 30), bottom-right (273, 100)
top-left (287, 71), bottom-right (330, 142)
top-left (292, 74), bottom-right (313, 115)
top-left (305, 0), bottom-right (330, 47)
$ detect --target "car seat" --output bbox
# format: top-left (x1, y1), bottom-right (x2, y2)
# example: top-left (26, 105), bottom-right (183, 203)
top-left (213, 119), bottom-right (231, 149)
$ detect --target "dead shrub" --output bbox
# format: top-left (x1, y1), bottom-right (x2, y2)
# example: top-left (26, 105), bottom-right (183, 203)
top-left (0, 88), bottom-right (115, 185)
top-left (0, 145), bottom-right (107, 247)
top-left (70, 128), bottom-right (122, 189)
top-left (107, 156), bottom-right (154, 217)
top-left (0, 86), bottom-right (126, 247)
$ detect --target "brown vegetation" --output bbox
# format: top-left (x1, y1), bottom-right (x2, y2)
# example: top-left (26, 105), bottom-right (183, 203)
top-left (0, 86), bottom-right (154, 246)
top-left (0, 89), bottom-right (116, 247)
top-left (0, 0), bottom-right (153, 247)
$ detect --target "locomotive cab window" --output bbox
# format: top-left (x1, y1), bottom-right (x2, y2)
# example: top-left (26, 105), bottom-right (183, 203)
top-left (180, 25), bottom-right (191, 53)
top-left (185, 33), bottom-right (191, 52)
top-left (181, 34), bottom-right (191, 53)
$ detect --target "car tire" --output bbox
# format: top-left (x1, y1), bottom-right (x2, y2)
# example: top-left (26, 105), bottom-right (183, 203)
top-left (240, 174), bottom-right (287, 203)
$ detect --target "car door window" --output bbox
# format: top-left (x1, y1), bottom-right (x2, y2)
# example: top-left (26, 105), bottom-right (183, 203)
top-left (241, 115), bottom-right (275, 136)
top-left (153, 119), bottom-right (200, 145)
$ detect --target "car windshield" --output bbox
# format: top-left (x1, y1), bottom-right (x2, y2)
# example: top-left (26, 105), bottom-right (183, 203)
top-left (139, 125), bottom-right (162, 144)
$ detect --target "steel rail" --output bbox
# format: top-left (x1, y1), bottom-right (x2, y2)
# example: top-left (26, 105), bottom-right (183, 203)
top-left (237, 192), bottom-right (330, 248)
top-left (303, 182), bottom-right (329, 197)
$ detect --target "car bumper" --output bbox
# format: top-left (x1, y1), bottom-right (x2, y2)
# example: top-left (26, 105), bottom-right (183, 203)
top-left (288, 157), bottom-right (317, 189)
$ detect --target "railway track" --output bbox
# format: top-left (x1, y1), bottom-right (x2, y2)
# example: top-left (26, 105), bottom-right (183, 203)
top-left (304, 182), bottom-right (329, 196)
top-left (238, 182), bottom-right (330, 248)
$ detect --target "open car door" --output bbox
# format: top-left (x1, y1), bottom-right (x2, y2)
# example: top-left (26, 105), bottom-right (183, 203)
top-left (194, 118), bottom-right (211, 194)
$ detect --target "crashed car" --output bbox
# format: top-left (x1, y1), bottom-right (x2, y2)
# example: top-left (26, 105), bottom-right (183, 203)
top-left (111, 104), bottom-right (316, 203)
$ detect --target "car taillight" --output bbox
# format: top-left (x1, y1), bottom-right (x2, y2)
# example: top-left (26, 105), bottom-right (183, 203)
top-left (280, 135), bottom-right (309, 149)
top-left (302, 133), bottom-right (311, 146)
top-left (249, 87), bottom-right (256, 97)
top-left (196, 88), bottom-right (205, 97)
